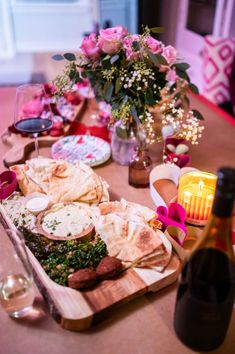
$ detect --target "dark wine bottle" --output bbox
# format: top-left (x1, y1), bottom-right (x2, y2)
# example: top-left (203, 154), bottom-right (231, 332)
top-left (174, 167), bottom-right (235, 352)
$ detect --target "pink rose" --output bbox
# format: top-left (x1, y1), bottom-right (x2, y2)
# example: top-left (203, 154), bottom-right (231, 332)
top-left (162, 45), bottom-right (177, 66)
top-left (80, 33), bottom-right (100, 59)
top-left (98, 26), bottom-right (128, 54)
top-left (123, 34), bottom-right (141, 60)
top-left (144, 36), bottom-right (162, 54)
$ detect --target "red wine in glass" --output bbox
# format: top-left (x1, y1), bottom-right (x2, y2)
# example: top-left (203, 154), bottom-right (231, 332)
top-left (15, 117), bottom-right (52, 134)
top-left (14, 84), bottom-right (53, 157)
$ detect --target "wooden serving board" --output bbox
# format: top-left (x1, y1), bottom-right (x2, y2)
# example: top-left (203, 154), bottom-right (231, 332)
top-left (0, 204), bottom-right (181, 331)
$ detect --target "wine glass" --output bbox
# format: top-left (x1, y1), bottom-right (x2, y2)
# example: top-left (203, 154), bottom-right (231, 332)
top-left (0, 229), bottom-right (35, 318)
top-left (14, 84), bottom-right (53, 157)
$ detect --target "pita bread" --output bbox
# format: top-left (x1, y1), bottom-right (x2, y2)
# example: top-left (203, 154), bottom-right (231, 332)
top-left (11, 157), bottom-right (109, 205)
top-left (95, 201), bottom-right (172, 272)
top-left (99, 199), bottom-right (155, 222)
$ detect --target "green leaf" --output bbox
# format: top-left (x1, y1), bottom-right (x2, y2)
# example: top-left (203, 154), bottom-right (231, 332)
top-left (156, 53), bottom-right (168, 66)
top-left (52, 54), bottom-right (64, 61)
top-left (115, 77), bottom-right (122, 94)
top-left (189, 83), bottom-right (199, 94)
top-left (132, 41), bottom-right (140, 51)
top-left (112, 102), bottom-right (119, 110)
top-left (175, 62), bottom-right (190, 71)
top-left (174, 92), bottom-right (181, 101)
top-left (110, 54), bottom-right (119, 65)
top-left (150, 27), bottom-right (165, 34)
top-left (130, 106), bottom-right (141, 125)
top-left (103, 82), bottom-right (114, 102)
top-left (192, 109), bottom-right (204, 120)
top-left (116, 126), bottom-right (128, 139)
top-left (145, 91), bottom-right (156, 106)
top-left (93, 82), bottom-right (100, 96)
top-left (63, 53), bottom-right (76, 61)
top-left (175, 68), bottom-right (189, 81)
top-left (147, 50), bottom-right (159, 67)
top-left (122, 95), bottom-right (129, 105)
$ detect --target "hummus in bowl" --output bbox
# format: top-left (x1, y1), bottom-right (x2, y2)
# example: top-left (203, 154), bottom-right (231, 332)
top-left (37, 202), bottom-right (96, 241)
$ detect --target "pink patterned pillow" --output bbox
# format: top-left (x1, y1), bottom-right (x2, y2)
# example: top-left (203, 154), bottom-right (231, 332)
top-left (203, 36), bottom-right (235, 105)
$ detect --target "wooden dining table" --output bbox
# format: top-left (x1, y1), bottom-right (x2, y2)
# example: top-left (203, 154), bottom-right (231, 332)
top-left (0, 87), bottom-right (235, 354)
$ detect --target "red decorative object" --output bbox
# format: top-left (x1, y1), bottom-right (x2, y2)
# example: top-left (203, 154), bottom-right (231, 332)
top-left (164, 137), bottom-right (191, 168)
top-left (69, 121), bottom-right (110, 143)
top-left (0, 171), bottom-right (17, 200)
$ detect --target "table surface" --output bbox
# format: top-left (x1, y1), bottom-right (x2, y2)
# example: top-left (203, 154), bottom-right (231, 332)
top-left (0, 88), bottom-right (235, 354)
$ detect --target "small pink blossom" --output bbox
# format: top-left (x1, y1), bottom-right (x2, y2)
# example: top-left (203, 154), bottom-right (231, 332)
top-left (44, 83), bottom-right (56, 97)
top-left (64, 91), bottom-right (82, 105)
top-left (76, 79), bottom-right (94, 98)
top-left (144, 36), bottom-right (162, 54)
top-left (98, 26), bottom-right (128, 54)
top-left (123, 34), bottom-right (141, 60)
top-left (162, 45), bottom-right (177, 66)
top-left (80, 33), bottom-right (100, 59)
top-left (166, 69), bottom-right (178, 83)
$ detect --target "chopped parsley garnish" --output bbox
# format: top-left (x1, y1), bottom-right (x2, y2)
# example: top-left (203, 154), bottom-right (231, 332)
top-left (44, 218), bottom-right (62, 232)
top-left (20, 227), bottom-right (107, 286)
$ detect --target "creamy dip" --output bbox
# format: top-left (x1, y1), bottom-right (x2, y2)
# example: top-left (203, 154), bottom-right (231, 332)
top-left (42, 203), bottom-right (94, 237)
top-left (26, 197), bottom-right (49, 214)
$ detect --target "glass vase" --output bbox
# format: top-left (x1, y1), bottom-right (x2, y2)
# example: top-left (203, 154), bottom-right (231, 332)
top-left (111, 121), bottom-right (138, 166)
top-left (128, 147), bottom-right (153, 188)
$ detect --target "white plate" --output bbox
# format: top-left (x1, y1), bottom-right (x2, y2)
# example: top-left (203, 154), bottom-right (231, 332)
top-left (51, 135), bottom-right (111, 167)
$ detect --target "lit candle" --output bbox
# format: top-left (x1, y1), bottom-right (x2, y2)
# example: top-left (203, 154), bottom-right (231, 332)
top-left (178, 172), bottom-right (217, 226)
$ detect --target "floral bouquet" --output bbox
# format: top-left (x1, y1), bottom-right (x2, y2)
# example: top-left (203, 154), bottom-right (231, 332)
top-left (53, 26), bottom-right (204, 145)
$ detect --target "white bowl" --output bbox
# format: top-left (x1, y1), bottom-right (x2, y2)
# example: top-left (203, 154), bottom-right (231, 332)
top-left (24, 193), bottom-right (51, 215)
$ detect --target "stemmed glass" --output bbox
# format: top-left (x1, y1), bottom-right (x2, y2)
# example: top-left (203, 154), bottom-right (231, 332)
top-left (14, 84), bottom-right (53, 157)
top-left (0, 229), bottom-right (35, 318)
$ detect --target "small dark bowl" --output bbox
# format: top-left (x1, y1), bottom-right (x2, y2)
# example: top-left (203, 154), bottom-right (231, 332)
top-left (0, 171), bottom-right (17, 200)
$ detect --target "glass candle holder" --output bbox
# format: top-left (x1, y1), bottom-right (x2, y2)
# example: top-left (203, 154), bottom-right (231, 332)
top-left (177, 171), bottom-right (217, 226)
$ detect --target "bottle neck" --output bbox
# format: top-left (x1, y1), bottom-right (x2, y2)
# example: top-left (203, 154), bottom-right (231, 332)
top-left (212, 189), bottom-right (234, 218)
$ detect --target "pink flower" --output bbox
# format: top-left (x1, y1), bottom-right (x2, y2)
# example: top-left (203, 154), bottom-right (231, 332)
top-left (123, 34), bottom-right (141, 60)
top-left (44, 83), bottom-right (56, 97)
top-left (80, 33), bottom-right (100, 59)
top-left (64, 91), bottom-right (82, 106)
top-left (166, 69), bottom-right (178, 83)
top-left (144, 36), bottom-right (162, 54)
top-left (162, 45), bottom-right (177, 66)
top-left (98, 26), bottom-right (128, 54)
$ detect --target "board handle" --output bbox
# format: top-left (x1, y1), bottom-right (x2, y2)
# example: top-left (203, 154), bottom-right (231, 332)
top-left (3, 137), bottom-right (57, 168)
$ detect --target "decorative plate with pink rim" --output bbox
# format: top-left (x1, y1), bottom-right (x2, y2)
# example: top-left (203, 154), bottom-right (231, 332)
top-left (51, 135), bottom-right (111, 167)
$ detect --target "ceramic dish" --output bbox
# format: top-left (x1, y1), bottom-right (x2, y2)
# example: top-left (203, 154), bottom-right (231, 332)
top-left (51, 135), bottom-right (111, 167)
top-left (36, 202), bottom-right (95, 241)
